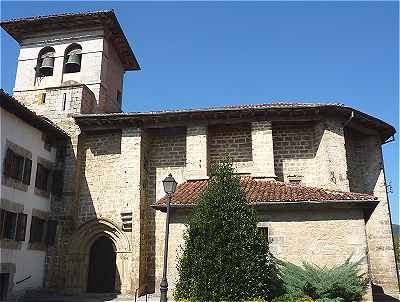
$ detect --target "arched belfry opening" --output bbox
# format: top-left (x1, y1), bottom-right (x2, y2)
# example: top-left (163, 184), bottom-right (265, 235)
top-left (87, 236), bottom-right (116, 293)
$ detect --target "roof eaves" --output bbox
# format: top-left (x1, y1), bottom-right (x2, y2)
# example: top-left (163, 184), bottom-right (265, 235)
top-left (151, 199), bottom-right (379, 211)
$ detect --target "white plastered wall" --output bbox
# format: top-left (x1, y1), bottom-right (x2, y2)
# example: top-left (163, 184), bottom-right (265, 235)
top-left (0, 108), bottom-right (56, 296)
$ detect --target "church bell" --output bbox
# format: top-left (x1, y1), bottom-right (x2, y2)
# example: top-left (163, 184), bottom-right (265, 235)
top-left (39, 56), bottom-right (54, 76)
top-left (65, 50), bottom-right (81, 73)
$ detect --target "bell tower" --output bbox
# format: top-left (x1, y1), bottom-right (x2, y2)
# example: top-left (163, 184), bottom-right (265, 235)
top-left (1, 10), bottom-right (140, 117)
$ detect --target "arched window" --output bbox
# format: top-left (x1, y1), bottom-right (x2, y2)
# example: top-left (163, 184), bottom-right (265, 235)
top-left (63, 44), bottom-right (82, 74)
top-left (36, 47), bottom-right (55, 77)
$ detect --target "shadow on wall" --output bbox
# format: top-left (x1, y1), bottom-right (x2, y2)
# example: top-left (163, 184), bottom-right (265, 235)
top-left (46, 130), bottom-right (124, 297)
top-left (372, 284), bottom-right (400, 302)
top-left (145, 127), bottom-right (187, 294)
top-left (344, 127), bottom-right (382, 195)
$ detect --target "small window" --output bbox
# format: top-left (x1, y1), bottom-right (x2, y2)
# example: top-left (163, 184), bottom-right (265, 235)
top-left (35, 163), bottom-right (51, 192)
top-left (0, 210), bottom-right (28, 242)
top-left (3, 149), bottom-right (32, 185)
top-left (29, 216), bottom-right (45, 243)
top-left (62, 93), bottom-right (67, 111)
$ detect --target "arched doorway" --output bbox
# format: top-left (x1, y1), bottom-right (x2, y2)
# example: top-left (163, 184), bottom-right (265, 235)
top-left (87, 236), bottom-right (116, 292)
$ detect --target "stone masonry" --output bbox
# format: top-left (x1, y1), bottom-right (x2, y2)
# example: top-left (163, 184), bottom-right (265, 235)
top-left (1, 10), bottom-right (398, 302)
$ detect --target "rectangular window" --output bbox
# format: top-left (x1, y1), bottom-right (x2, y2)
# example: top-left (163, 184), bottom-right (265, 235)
top-left (3, 211), bottom-right (17, 240)
top-left (0, 211), bottom-right (27, 242)
top-left (3, 148), bottom-right (32, 185)
top-left (3, 149), bottom-right (24, 181)
top-left (45, 220), bottom-right (58, 246)
top-left (62, 93), bottom-right (67, 111)
top-left (16, 213), bottom-right (28, 242)
top-left (29, 216), bottom-right (45, 243)
top-left (35, 164), bottom-right (51, 192)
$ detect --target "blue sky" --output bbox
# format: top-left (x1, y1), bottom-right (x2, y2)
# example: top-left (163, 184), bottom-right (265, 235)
top-left (1, 1), bottom-right (399, 223)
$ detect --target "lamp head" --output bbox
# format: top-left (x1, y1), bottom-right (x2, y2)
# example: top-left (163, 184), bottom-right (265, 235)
top-left (162, 173), bottom-right (177, 194)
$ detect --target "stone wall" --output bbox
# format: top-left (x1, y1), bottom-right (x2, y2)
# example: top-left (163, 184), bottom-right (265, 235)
top-left (345, 128), bottom-right (399, 300)
top-left (272, 121), bottom-right (316, 185)
top-left (13, 84), bottom-right (96, 119)
top-left (78, 130), bottom-right (122, 224)
top-left (146, 127), bottom-right (187, 293)
top-left (39, 117), bottom-right (398, 299)
top-left (208, 123), bottom-right (252, 168)
top-left (313, 120), bottom-right (350, 192)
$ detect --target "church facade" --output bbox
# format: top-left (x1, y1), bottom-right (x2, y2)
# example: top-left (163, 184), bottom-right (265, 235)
top-left (1, 10), bottom-right (398, 301)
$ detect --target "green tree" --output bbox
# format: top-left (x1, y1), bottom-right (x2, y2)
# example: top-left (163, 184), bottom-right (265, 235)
top-left (174, 160), bottom-right (282, 301)
top-left (394, 235), bottom-right (400, 264)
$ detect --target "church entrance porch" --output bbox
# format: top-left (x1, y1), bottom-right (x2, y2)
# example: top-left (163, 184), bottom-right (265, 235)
top-left (63, 219), bottom-right (133, 295)
top-left (87, 236), bottom-right (116, 293)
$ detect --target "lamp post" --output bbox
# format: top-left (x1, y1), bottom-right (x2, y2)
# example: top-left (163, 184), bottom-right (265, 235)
top-left (160, 173), bottom-right (177, 302)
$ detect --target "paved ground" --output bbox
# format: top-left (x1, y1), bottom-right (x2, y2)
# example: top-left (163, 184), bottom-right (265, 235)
top-left (18, 293), bottom-right (172, 302)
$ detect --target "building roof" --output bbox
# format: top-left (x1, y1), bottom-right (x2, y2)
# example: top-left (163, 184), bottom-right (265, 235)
top-left (0, 10), bottom-right (140, 71)
top-left (74, 102), bottom-right (396, 142)
top-left (154, 177), bottom-right (377, 211)
top-left (0, 89), bottom-right (69, 142)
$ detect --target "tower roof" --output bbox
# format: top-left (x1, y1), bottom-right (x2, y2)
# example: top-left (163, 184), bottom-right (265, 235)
top-left (0, 10), bottom-right (140, 71)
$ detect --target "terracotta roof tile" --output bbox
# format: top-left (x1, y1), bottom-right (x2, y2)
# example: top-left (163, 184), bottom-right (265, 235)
top-left (156, 177), bottom-right (376, 207)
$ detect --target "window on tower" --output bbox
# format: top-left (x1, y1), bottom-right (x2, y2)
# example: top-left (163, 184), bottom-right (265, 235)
top-left (63, 44), bottom-right (82, 73)
top-left (36, 47), bottom-right (55, 77)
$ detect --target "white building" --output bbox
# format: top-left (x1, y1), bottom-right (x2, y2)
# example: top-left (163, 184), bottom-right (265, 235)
top-left (0, 90), bottom-right (68, 300)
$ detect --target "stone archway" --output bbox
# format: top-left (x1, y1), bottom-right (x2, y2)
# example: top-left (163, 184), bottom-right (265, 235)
top-left (65, 218), bottom-right (132, 294)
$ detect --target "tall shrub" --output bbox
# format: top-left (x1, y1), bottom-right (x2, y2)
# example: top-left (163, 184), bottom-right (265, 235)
top-left (174, 160), bottom-right (282, 301)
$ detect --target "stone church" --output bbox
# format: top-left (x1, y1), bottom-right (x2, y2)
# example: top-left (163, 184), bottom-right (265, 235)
top-left (1, 10), bottom-right (399, 301)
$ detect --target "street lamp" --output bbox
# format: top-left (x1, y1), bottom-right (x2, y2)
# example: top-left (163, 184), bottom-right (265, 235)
top-left (160, 173), bottom-right (177, 302)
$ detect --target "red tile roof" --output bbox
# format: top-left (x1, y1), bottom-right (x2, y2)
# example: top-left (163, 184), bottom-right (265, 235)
top-left (156, 177), bottom-right (376, 208)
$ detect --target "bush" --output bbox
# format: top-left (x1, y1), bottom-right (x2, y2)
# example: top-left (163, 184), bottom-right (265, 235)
top-left (174, 160), bottom-right (282, 301)
top-left (272, 294), bottom-right (315, 302)
top-left (278, 258), bottom-right (368, 301)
